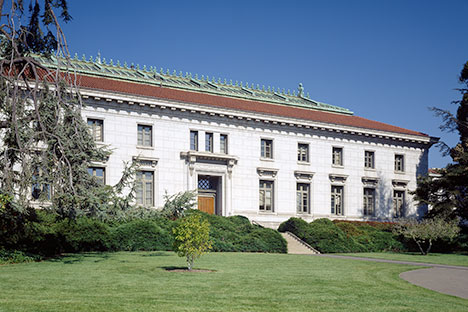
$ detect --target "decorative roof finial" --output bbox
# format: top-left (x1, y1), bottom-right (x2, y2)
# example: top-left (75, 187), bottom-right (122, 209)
top-left (96, 51), bottom-right (101, 64)
top-left (298, 83), bottom-right (304, 97)
top-left (81, 54), bottom-right (86, 61)
top-left (73, 53), bottom-right (78, 60)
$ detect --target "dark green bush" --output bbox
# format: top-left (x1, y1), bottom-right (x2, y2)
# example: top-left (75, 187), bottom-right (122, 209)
top-left (188, 210), bottom-right (287, 253)
top-left (110, 219), bottom-right (172, 251)
top-left (55, 217), bottom-right (112, 252)
top-left (0, 249), bottom-right (41, 264)
top-left (279, 217), bottom-right (405, 253)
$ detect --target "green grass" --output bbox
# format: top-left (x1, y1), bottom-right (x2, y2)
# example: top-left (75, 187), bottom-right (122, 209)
top-left (0, 252), bottom-right (466, 311)
top-left (339, 252), bottom-right (468, 267)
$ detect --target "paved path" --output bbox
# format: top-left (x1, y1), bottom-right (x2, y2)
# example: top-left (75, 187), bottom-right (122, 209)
top-left (314, 254), bottom-right (468, 299)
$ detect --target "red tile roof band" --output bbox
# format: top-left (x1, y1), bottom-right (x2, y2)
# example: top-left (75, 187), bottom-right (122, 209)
top-left (76, 74), bottom-right (428, 138)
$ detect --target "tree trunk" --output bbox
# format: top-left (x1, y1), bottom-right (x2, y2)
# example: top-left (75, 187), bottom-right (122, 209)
top-left (415, 240), bottom-right (426, 255)
top-left (425, 239), bottom-right (433, 255)
top-left (187, 255), bottom-right (193, 271)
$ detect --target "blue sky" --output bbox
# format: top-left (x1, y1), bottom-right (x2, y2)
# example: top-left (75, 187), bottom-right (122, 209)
top-left (59, 0), bottom-right (468, 168)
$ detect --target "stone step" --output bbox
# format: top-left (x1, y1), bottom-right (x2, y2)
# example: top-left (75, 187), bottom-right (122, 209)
top-left (281, 232), bottom-right (320, 255)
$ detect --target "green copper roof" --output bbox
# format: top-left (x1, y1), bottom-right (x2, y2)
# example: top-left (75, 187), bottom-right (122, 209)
top-left (37, 53), bottom-right (354, 116)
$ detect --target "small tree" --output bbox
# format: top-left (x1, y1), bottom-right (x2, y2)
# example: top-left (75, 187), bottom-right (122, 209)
top-left (393, 218), bottom-right (460, 255)
top-left (172, 214), bottom-right (212, 270)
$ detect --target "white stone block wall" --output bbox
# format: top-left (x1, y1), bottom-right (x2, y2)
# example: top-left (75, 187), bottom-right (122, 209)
top-left (82, 93), bottom-right (430, 228)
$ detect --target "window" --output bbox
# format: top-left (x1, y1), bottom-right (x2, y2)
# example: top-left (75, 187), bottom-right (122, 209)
top-left (365, 151), bottom-right (375, 169)
top-left (205, 132), bottom-right (213, 152)
top-left (297, 183), bottom-right (310, 213)
top-left (363, 188), bottom-right (375, 216)
top-left (331, 185), bottom-right (344, 215)
top-left (31, 168), bottom-right (51, 200)
top-left (88, 167), bottom-right (105, 185)
top-left (136, 171), bottom-right (154, 206)
top-left (261, 139), bottom-right (273, 159)
top-left (393, 190), bottom-right (405, 218)
top-left (395, 154), bottom-right (405, 172)
top-left (297, 143), bottom-right (309, 162)
top-left (259, 180), bottom-right (274, 211)
top-left (190, 130), bottom-right (198, 151)
top-left (332, 147), bottom-right (343, 166)
top-left (87, 118), bottom-right (103, 142)
top-left (220, 134), bottom-right (228, 154)
top-left (137, 124), bottom-right (152, 147)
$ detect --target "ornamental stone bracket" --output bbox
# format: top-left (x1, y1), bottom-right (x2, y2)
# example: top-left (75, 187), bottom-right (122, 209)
top-left (392, 179), bottom-right (409, 190)
top-left (294, 170), bottom-right (315, 181)
top-left (180, 151), bottom-right (239, 177)
top-left (362, 177), bottom-right (379, 187)
top-left (257, 167), bottom-right (279, 178)
top-left (132, 156), bottom-right (159, 168)
top-left (329, 174), bottom-right (348, 184)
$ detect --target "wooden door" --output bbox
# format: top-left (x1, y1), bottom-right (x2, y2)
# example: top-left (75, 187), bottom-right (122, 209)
top-left (198, 196), bottom-right (215, 214)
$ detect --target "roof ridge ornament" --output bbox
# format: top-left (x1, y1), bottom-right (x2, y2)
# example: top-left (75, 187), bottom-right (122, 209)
top-left (96, 51), bottom-right (101, 64)
top-left (298, 83), bottom-right (304, 97)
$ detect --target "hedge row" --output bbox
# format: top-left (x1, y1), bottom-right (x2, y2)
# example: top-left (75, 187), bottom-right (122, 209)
top-left (2, 210), bottom-right (287, 257)
top-left (278, 217), bottom-right (404, 253)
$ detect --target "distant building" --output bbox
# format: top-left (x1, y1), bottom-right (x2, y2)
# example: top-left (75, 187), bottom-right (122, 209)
top-left (39, 54), bottom-right (437, 227)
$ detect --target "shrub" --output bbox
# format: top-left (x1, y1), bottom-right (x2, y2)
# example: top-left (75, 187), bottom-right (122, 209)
top-left (279, 217), bottom-right (404, 253)
top-left (110, 219), bottom-right (172, 251)
top-left (191, 211), bottom-right (287, 253)
top-left (0, 249), bottom-right (41, 264)
top-left (55, 217), bottom-right (112, 252)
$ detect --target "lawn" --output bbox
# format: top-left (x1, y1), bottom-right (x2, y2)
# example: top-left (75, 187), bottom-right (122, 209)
top-left (0, 252), bottom-right (466, 311)
top-left (339, 252), bottom-right (468, 267)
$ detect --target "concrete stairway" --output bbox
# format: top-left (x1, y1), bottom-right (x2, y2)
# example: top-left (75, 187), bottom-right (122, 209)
top-left (281, 231), bottom-right (320, 255)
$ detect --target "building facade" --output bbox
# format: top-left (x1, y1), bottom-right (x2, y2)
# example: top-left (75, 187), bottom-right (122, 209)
top-left (41, 55), bottom-right (437, 228)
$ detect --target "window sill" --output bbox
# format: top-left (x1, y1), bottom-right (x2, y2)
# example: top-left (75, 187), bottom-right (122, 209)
top-left (364, 167), bottom-right (376, 171)
top-left (136, 145), bottom-right (154, 150)
top-left (394, 171), bottom-right (406, 175)
top-left (258, 210), bottom-right (276, 215)
top-left (332, 165), bottom-right (344, 169)
top-left (297, 161), bottom-right (310, 165)
top-left (260, 157), bottom-right (274, 162)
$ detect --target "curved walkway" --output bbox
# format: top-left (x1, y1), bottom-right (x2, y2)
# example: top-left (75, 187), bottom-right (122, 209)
top-left (315, 254), bottom-right (468, 299)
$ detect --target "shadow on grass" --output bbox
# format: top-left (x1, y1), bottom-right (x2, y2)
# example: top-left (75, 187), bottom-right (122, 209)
top-left (48, 252), bottom-right (111, 264)
top-left (161, 266), bottom-right (216, 273)
top-left (140, 251), bottom-right (172, 257)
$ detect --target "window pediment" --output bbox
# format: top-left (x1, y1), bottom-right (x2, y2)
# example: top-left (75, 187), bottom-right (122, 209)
top-left (329, 174), bottom-right (348, 184)
top-left (362, 177), bottom-right (379, 187)
top-left (257, 167), bottom-right (279, 178)
top-left (294, 170), bottom-right (314, 181)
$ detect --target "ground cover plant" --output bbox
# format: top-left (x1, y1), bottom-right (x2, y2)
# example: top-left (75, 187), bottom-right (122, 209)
top-left (339, 252), bottom-right (468, 267)
top-left (0, 252), bottom-right (466, 311)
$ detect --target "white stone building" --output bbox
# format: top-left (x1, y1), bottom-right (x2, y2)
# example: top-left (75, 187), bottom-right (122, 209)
top-left (41, 55), bottom-right (437, 227)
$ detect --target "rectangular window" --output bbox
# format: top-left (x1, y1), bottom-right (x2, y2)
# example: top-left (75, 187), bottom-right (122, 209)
top-left (31, 168), bottom-right (51, 200)
top-left (88, 167), bottom-right (105, 185)
top-left (332, 147), bottom-right (343, 166)
top-left (297, 183), bottom-right (310, 214)
top-left (395, 154), bottom-right (405, 172)
top-left (297, 143), bottom-right (309, 162)
top-left (364, 151), bottom-right (375, 169)
top-left (261, 139), bottom-right (273, 159)
top-left (363, 188), bottom-right (375, 216)
top-left (331, 185), bottom-right (344, 215)
top-left (87, 118), bottom-right (103, 142)
top-left (190, 130), bottom-right (198, 151)
top-left (137, 124), bottom-right (152, 147)
top-left (136, 171), bottom-right (154, 206)
top-left (393, 190), bottom-right (405, 218)
top-left (259, 180), bottom-right (274, 211)
top-left (205, 132), bottom-right (213, 152)
top-left (220, 134), bottom-right (228, 154)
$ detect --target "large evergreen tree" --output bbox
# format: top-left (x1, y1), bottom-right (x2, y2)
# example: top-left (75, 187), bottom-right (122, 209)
top-left (0, 1), bottom-right (133, 219)
top-left (415, 61), bottom-right (468, 220)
